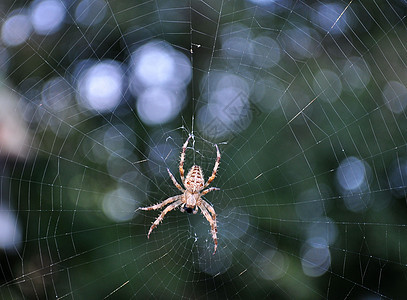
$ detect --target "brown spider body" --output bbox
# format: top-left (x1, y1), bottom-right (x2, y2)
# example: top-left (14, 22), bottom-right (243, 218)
top-left (185, 165), bottom-right (204, 192)
top-left (181, 191), bottom-right (201, 213)
top-left (139, 135), bottom-right (220, 254)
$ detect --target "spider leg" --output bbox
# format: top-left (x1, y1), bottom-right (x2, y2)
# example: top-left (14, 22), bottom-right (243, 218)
top-left (167, 168), bottom-right (185, 192)
top-left (200, 187), bottom-right (220, 196)
top-left (202, 200), bottom-right (217, 228)
top-left (138, 195), bottom-right (180, 211)
top-left (199, 201), bottom-right (218, 255)
top-left (147, 199), bottom-right (183, 238)
top-left (203, 144), bottom-right (220, 188)
top-left (179, 135), bottom-right (192, 185)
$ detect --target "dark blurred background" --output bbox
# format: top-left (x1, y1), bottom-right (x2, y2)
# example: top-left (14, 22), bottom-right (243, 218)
top-left (1, 0), bottom-right (407, 298)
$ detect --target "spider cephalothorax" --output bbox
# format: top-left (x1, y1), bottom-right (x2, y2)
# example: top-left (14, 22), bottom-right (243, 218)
top-left (139, 135), bottom-right (220, 254)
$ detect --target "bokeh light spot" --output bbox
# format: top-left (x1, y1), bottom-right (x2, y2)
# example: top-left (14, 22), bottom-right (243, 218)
top-left (30, 0), bottom-right (66, 35)
top-left (78, 60), bottom-right (124, 113)
top-left (1, 13), bottom-right (33, 47)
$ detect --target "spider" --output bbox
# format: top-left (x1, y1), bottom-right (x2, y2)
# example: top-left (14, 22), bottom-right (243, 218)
top-left (139, 135), bottom-right (221, 254)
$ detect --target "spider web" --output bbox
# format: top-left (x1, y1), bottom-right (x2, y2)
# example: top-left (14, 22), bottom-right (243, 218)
top-left (0, 0), bottom-right (407, 298)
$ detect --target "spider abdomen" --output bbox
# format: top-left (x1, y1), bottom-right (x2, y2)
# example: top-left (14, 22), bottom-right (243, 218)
top-left (184, 165), bottom-right (205, 192)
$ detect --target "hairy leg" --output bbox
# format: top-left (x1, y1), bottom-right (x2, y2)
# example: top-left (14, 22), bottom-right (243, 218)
top-left (179, 135), bottom-right (192, 184)
top-left (199, 202), bottom-right (218, 254)
top-left (167, 168), bottom-right (184, 192)
top-left (200, 187), bottom-right (220, 196)
top-left (147, 199), bottom-right (183, 238)
top-left (138, 195), bottom-right (180, 211)
top-left (203, 144), bottom-right (220, 188)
